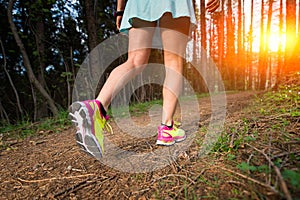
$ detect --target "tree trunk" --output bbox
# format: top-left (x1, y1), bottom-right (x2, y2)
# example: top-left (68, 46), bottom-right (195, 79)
top-left (265, 0), bottom-right (274, 89)
top-left (285, 0), bottom-right (298, 73)
top-left (226, 0), bottom-right (235, 89)
top-left (248, 0), bottom-right (254, 90)
top-left (237, 0), bottom-right (244, 89)
top-left (217, 1), bottom-right (224, 67)
top-left (34, 10), bottom-right (49, 118)
top-left (200, 0), bottom-right (206, 50)
top-left (85, 0), bottom-right (98, 51)
top-left (274, 0), bottom-right (284, 89)
top-left (8, 0), bottom-right (58, 116)
top-left (217, 0), bottom-right (225, 91)
top-left (31, 83), bottom-right (37, 121)
top-left (0, 38), bottom-right (23, 119)
top-left (200, 0), bottom-right (208, 93)
top-left (258, 0), bottom-right (267, 90)
top-left (0, 100), bottom-right (10, 124)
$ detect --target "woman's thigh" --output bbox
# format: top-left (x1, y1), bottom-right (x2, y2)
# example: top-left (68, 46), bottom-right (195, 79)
top-left (159, 13), bottom-right (190, 56)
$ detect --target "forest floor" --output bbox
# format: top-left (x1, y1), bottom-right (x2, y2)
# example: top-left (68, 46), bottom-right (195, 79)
top-left (0, 75), bottom-right (299, 199)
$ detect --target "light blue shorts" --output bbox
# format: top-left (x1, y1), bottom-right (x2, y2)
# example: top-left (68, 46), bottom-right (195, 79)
top-left (120, 0), bottom-right (196, 34)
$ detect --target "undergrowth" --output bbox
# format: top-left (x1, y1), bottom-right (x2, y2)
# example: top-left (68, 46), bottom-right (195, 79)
top-left (207, 72), bottom-right (300, 199)
top-left (0, 110), bottom-right (71, 150)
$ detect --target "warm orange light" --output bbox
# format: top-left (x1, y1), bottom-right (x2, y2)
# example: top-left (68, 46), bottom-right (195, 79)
top-left (266, 32), bottom-right (286, 52)
top-left (285, 31), bottom-right (298, 53)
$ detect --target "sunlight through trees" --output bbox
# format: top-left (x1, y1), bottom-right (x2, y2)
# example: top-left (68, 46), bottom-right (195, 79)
top-left (1, 0), bottom-right (299, 123)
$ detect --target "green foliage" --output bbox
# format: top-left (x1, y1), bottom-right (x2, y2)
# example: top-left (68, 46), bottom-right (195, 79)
top-left (211, 120), bottom-right (251, 153)
top-left (282, 170), bottom-right (300, 190)
top-left (108, 99), bottom-right (163, 118)
top-left (227, 153), bottom-right (236, 161)
top-left (236, 162), bottom-right (270, 174)
top-left (0, 110), bottom-right (71, 149)
top-left (257, 74), bottom-right (300, 117)
top-left (237, 162), bottom-right (257, 172)
top-left (39, 110), bottom-right (71, 131)
top-left (60, 72), bottom-right (73, 78)
top-left (211, 133), bottom-right (231, 153)
top-left (1, 0), bottom-right (117, 123)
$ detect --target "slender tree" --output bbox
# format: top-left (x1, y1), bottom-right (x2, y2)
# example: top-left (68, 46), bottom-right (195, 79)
top-left (237, 0), bottom-right (244, 89)
top-left (285, 0), bottom-right (298, 73)
top-left (265, 0), bottom-right (274, 88)
top-left (226, 0), bottom-right (235, 89)
top-left (8, 0), bottom-right (58, 116)
top-left (248, 0), bottom-right (254, 90)
top-left (0, 38), bottom-right (23, 118)
top-left (218, 0), bottom-right (225, 77)
top-left (258, 0), bottom-right (267, 90)
top-left (216, 0), bottom-right (225, 91)
top-left (200, 0), bottom-right (208, 92)
top-left (27, 0), bottom-right (53, 118)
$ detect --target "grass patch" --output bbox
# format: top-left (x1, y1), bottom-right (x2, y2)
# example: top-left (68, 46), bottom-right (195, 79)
top-left (207, 72), bottom-right (300, 199)
top-left (0, 110), bottom-right (71, 149)
top-left (108, 92), bottom-right (211, 118)
top-left (107, 99), bottom-right (163, 118)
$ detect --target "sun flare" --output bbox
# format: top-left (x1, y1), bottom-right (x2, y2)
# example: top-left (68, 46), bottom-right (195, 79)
top-left (266, 33), bottom-right (286, 52)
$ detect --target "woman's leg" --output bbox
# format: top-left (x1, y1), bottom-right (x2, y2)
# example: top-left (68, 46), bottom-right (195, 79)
top-left (159, 13), bottom-right (190, 125)
top-left (70, 20), bottom-right (157, 158)
top-left (96, 20), bottom-right (156, 111)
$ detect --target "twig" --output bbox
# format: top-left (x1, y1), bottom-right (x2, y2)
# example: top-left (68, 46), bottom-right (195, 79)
top-left (219, 166), bottom-right (278, 194)
top-left (173, 168), bottom-right (208, 198)
top-left (132, 188), bottom-right (151, 195)
top-left (151, 174), bottom-right (195, 185)
top-left (54, 175), bottom-right (115, 199)
top-left (267, 113), bottom-right (291, 120)
top-left (247, 153), bottom-right (254, 175)
top-left (53, 178), bottom-right (93, 198)
top-left (17, 174), bottom-right (96, 183)
top-left (229, 121), bottom-right (243, 148)
top-left (284, 140), bottom-right (300, 145)
top-left (272, 151), bottom-right (300, 159)
top-left (226, 180), bottom-right (247, 187)
top-left (246, 143), bottom-right (292, 200)
top-left (229, 131), bottom-right (236, 148)
top-left (291, 117), bottom-right (299, 130)
top-left (268, 133), bottom-right (272, 185)
top-left (247, 154), bottom-right (253, 165)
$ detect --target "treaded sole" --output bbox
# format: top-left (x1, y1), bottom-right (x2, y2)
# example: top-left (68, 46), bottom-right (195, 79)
top-left (69, 101), bottom-right (103, 160)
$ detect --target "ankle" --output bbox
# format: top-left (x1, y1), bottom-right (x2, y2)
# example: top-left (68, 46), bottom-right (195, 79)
top-left (95, 100), bottom-right (107, 117)
top-left (161, 121), bottom-right (173, 128)
top-left (163, 119), bottom-right (173, 125)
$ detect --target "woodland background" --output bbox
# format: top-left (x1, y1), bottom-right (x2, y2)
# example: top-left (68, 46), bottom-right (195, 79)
top-left (1, 0), bottom-right (299, 124)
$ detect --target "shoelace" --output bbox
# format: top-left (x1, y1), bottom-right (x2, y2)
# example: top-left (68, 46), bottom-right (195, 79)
top-left (101, 114), bottom-right (113, 134)
top-left (173, 120), bottom-right (181, 127)
top-left (104, 121), bottom-right (113, 134)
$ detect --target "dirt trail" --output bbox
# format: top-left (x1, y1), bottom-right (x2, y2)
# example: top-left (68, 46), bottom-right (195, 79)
top-left (0, 92), bottom-right (258, 199)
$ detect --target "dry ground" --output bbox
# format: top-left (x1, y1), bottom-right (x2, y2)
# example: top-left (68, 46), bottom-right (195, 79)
top-left (0, 91), bottom-right (299, 200)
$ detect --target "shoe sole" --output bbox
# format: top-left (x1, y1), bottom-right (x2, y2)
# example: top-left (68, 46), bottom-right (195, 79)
top-left (69, 102), bottom-right (103, 159)
top-left (156, 134), bottom-right (186, 146)
top-left (174, 134), bottom-right (187, 143)
top-left (156, 140), bottom-right (176, 146)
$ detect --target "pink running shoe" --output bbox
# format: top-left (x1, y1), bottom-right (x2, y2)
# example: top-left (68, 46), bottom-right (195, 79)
top-left (156, 122), bottom-right (186, 146)
top-left (69, 100), bottom-right (110, 159)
